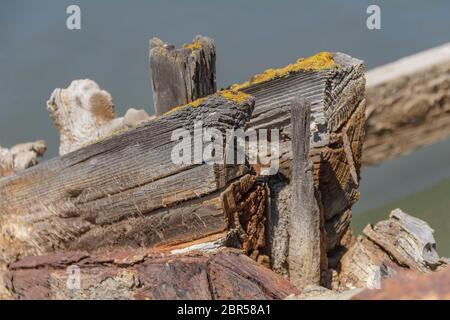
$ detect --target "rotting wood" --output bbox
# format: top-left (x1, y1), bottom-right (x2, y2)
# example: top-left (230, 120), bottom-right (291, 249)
top-left (47, 79), bottom-right (152, 155)
top-left (289, 96), bottom-right (323, 288)
top-left (337, 209), bottom-right (446, 291)
top-left (1, 248), bottom-right (299, 300)
top-left (230, 52), bottom-right (366, 275)
top-left (364, 42), bottom-right (450, 165)
top-left (0, 140), bottom-right (47, 177)
top-left (0, 93), bottom-right (259, 265)
top-left (150, 35), bottom-right (216, 115)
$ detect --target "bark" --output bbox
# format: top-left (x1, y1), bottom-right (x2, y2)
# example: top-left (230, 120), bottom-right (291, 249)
top-left (289, 97), bottom-right (323, 288)
top-left (2, 248), bottom-right (299, 300)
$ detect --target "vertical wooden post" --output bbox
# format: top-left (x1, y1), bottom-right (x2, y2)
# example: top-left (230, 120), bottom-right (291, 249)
top-left (149, 35), bottom-right (216, 115)
top-left (289, 96), bottom-right (322, 288)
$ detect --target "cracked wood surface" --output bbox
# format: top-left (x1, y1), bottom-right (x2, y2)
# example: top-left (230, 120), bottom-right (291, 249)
top-left (236, 52), bottom-right (365, 274)
top-left (2, 248), bottom-right (299, 300)
top-left (289, 97), bottom-right (324, 288)
top-left (0, 94), bottom-right (254, 265)
top-left (150, 35), bottom-right (216, 115)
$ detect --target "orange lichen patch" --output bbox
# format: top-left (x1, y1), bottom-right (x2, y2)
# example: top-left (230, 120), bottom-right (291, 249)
top-left (183, 40), bottom-right (203, 51)
top-left (230, 52), bottom-right (338, 91)
top-left (219, 90), bottom-right (251, 104)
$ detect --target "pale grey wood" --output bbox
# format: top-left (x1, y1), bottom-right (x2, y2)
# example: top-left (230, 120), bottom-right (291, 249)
top-left (240, 53), bottom-right (366, 275)
top-left (289, 97), bottom-right (322, 288)
top-left (363, 208), bottom-right (441, 273)
top-left (150, 35), bottom-right (216, 115)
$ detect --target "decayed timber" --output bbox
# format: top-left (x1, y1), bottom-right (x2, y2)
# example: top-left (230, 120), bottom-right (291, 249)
top-left (47, 79), bottom-right (152, 155)
top-left (0, 140), bottom-right (47, 177)
top-left (289, 97), bottom-right (324, 288)
top-left (364, 42), bottom-right (450, 165)
top-left (0, 93), bottom-right (259, 266)
top-left (337, 209), bottom-right (446, 291)
top-left (231, 52), bottom-right (366, 274)
top-left (1, 248), bottom-right (299, 300)
top-left (150, 35), bottom-right (216, 115)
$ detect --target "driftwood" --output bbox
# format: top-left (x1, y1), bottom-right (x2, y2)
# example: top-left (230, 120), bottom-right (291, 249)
top-left (337, 209), bottom-right (446, 290)
top-left (364, 42), bottom-right (450, 165)
top-left (2, 248), bottom-right (299, 300)
top-left (0, 141), bottom-right (47, 177)
top-left (230, 52), bottom-right (366, 275)
top-left (289, 97), bottom-right (324, 288)
top-left (0, 93), bottom-right (261, 266)
top-left (150, 35), bottom-right (216, 115)
top-left (47, 79), bottom-right (152, 155)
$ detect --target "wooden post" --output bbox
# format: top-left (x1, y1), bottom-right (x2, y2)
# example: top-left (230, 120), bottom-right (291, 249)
top-left (150, 35), bottom-right (216, 115)
top-left (289, 97), bottom-right (322, 288)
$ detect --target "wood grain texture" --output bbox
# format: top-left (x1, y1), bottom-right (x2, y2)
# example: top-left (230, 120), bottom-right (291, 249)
top-left (150, 35), bottom-right (216, 115)
top-left (2, 248), bottom-right (299, 300)
top-left (289, 97), bottom-right (323, 288)
top-left (0, 94), bottom-right (254, 264)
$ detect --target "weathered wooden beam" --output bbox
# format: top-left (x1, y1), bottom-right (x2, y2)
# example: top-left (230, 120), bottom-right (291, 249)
top-left (364, 42), bottom-right (450, 165)
top-left (230, 52), bottom-right (366, 275)
top-left (0, 93), bottom-right (258, 266)
top-left (150, 35), bottom-right (216, 115)
top-left (1, 248), bottom-right (299, 300)
top-left (289, 97), bottom-right (324, 288)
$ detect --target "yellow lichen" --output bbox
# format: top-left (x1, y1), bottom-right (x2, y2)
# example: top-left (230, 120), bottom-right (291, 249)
top-left (219, 90), bottom-right (251, 104)
top-left (183, 40), bottom-right (203, 51)
top-left (230, 52), bottom-right (338, 91)
top-left (164, 90), bottom-right (251, 116)
top-left (164, 97), bottom-right (207, 115)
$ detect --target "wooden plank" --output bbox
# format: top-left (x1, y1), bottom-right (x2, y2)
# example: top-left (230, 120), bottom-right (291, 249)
top-left (1, 248), bottom-right (299, 300)
top-left (231, 52), bottom-right (365, 274)
top-left (0, 93), bottom-right (255, 265)
top-left (150, 35), bottom-right (216, 115)
top-left (289, 97), bottom-right (323, 288)
top-left (338, 209), bottom-right (446, 291)
top-left (364, 43), bottom-right (450, 165)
